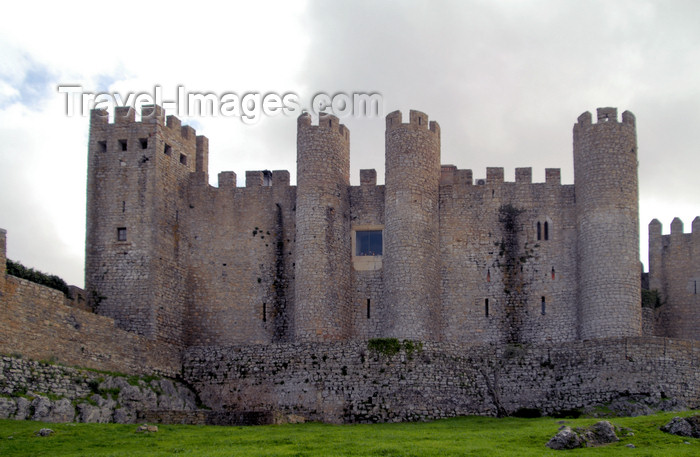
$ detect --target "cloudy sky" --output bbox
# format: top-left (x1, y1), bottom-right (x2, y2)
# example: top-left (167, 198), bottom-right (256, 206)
top-left (1, 0), bottom-right (699, 287)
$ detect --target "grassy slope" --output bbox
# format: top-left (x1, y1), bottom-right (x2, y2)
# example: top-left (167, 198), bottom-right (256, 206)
top-left (0, 411), bottom-right (698, 457)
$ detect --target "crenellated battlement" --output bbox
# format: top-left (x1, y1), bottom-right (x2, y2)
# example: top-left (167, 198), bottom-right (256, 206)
top-left (89, 105), bottom-right (205, 145)
top-left (649, 217), bottom-right (700, 239)
top-left (574, 107), bottom-right (636, 134)
top-left (297, 112), bottom-right (350, 142)
top-left (438, 166), bottom-right (563, 187)
top-left (385, 109), bottom-right (440, 136)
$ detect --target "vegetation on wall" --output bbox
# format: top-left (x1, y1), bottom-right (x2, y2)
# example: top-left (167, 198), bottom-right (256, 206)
top-left (642, 289), bottom-right (663, 309)
top-left (368, 338), bottom-right (423, 357)
top-left (6, 259), bottom-right (70, 296)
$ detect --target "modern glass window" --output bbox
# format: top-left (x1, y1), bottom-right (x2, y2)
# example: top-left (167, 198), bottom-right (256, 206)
top-left (356, 230), bottom-right (382, 256)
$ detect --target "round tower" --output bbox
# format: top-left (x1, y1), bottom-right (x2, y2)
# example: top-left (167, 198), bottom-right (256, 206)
top-left (574, 107), bottom-right (641, 339)
top-left (294, 112), bottom-right (352, 342)
top-left (383, 110), bottom-right (442, 340)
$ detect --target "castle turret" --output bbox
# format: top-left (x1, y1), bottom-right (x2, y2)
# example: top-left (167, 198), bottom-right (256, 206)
top-left (574, 108), bottom-right (641, 339)
top-left (85, 105), bottom-right (208, 347)
top-left (383, 110), bottom-right (442, 340)
top-left (294, 113), bottom-right (352, 341)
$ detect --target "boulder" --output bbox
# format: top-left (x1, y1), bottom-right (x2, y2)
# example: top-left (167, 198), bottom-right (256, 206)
top-left (546, 421), bottom-right (620, 450)
top-left (46, 398), bottom-right (75, 423)
top-left (579, 420), bottom-right (619, 446)
top-left (31, 396), bottom-right (52, 421)
top-left (14, 397), bottom-right (31, 420)
top-left (0, 397), bottom-right (17, 419)
top-left (35, 428), bottom-right (54, 437)
top-left (546, 426), bottom-right (583, 450)
top-left (661, 416), bottom-right (700, 438)
top-left (136, 424), bottom-right (159, 433)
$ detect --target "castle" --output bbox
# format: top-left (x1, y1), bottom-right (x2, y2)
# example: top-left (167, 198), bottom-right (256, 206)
top-left (1, 105), bottom-right (698, 423)
top-left (84, 105), bottom-right (696, 345)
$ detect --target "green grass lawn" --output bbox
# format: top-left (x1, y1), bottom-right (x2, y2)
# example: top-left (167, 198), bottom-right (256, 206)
top-left (0, 411), bottom-right (697, 457)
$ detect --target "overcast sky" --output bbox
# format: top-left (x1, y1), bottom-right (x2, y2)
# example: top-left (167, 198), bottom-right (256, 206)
top-left (1, 0), bottom-right (699, 287)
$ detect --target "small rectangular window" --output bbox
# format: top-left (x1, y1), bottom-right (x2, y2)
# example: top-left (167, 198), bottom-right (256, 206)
top-left (180, 153), bottom-right (187, 165)
top-left (356, 230), bottom-right (382, 256)
top-left (541, 296), bottom-right (546, 315)
top-left (139, 138), bottom-right (148, 149)
top-left (118, 139), bottom-right (127, 151)
top-left (164, 144), bottom-right (172, 156)
top-left (117, 227), bottom-right (127, 242)
top-left (98, 140), bottom-right (107, 152)
top-left (485, 298), bottom-right (489, 317)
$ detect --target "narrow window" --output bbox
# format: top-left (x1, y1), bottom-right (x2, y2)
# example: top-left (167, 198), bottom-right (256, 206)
top-left (164, 144), bottom-right (172, 156)
top-left (537, 222), bottom-right (541, 241)
top-left (485, 298), bottom-right (489, 317)
top-left (551, 267), bottom-right (555, 280)
top-left (122, 201), bottom-right (125, 213)
top-left (541, 296), bottom-right (546, 315)
top-left (117, 227), bottom-right (127, 242)
top-left (98, 140), bottom-right (107, 152)
top-left (486, 268), bottom-right (491, 282)
top-left (544, 221), bottom-right (549, 240)
top-left (366, 299), bottom-right (371, 319)
top-left (263, 303), bottom-right (267, 322)
top-left (356, 230), bottom-right (382, 256)
top-left (139, 138), bottom-right (148, 149)
top-left (118, 139), bottom-right (127, 151)
top-left (695, 280), bottom-right (697, 295)
top-left (418, 117), bottom-right (422, 125)
top-left (180, 153), bottom-right (187, 165)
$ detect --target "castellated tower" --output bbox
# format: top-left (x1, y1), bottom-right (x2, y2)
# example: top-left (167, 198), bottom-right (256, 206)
top-left (294, 113), bottom-right (353, 341)
top-left (85, 106), bottom-right (208, 348)
top-left (574, 108), bottom-right (641, 339)
top-left (383, 110), bottom-right (442, 340)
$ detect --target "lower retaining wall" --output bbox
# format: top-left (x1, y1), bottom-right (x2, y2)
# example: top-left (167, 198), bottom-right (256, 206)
top-left (0, 275), bottom-right (180, 376)
top-left (184, 337), bottom-right (700, 423)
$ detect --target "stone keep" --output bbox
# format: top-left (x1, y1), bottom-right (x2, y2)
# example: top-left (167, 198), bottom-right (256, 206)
top-left (85, 105), bottom-right (656, 347)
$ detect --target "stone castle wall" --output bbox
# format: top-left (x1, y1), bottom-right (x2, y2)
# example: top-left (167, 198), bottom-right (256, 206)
top-left (183, 170), bottom-right (297, 345)
top-left (439, 168), bottom-right (578, 344)
top-left (1, 229), bottom-right (179, 376)
top-left (648, 217), bottom-right (700, 340)
top-left (81, 105), bottom-right (694, 347)
top-left (183, 337), bottom-right (700, 423)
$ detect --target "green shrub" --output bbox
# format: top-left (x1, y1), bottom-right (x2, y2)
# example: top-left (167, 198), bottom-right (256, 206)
top-left (6, 259), bottom-right (70, 296)
top-left (642, 289), bottom-right (663, 309)
top-left (368, 338), bottom-right (402, 356)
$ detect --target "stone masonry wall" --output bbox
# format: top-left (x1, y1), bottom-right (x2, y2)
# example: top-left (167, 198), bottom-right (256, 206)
top-left (439, 168), bottom-right (578, 344)
top-left (183, 172), bottom-right (296, 345)
top-left (648, 217), bottom-right (700, 340)
top-left (0, 356), bottom-right (198, 423)
top-left (183, 337), bottom-right (700, 424)
top-left (0, 273), bottom-right (180, 376)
